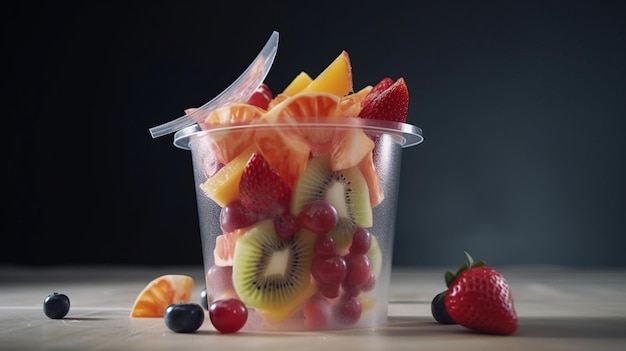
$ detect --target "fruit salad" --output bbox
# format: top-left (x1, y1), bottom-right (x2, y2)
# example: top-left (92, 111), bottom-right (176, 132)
top-left (178, 49), bottom-right (419, 331)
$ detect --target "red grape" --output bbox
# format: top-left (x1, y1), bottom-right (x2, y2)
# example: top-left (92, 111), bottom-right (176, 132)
top-left (319, 283), bottom-right (340, 299)
top-left (349, 228), bottom-right (372, 255)
top-left (220, 200), bottom-right (259, 233)
top-left (209, 298), bottom-right (248, 334)
top-left (359, 273), bottom-right (376, 292)
top-left (274, 212), bottom-right (301, 239)
top-left (297, 200), bottom-right (338, 235)
top-left (314, 235), bottom-right (336, 257)
top-left (343, 253), bottom-right (371, 287)
top-left (333, 294), bottom-right (362, 325)
top-left (311, 255), bottom-right (347, 286)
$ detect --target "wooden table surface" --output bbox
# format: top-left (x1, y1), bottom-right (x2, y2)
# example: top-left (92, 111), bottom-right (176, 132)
top-left (1, 264), bottom-right (625, 350)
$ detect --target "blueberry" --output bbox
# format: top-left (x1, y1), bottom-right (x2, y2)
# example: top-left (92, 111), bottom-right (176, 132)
top-left (164, 303), bottom-right (205, 333)
top-left (44, 292), bottom-right (70, 319)
top-left (431, 291), bottom-right (456, 324)
top-left (200, 288), bottom-right (209, 310)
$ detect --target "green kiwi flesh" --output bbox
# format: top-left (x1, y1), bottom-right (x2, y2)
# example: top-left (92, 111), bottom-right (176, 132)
top-left (291, 154), bottom-right (373, 251)
top-left (232, 219), bottom-right (316, 309)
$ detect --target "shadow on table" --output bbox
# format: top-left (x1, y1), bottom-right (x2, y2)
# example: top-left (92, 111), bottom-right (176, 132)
top-left (369, 316), bottom-right (626, 339)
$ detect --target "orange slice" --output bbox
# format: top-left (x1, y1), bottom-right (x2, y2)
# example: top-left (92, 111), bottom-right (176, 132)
top-left (130, 274), bottom-right (194, 317)
top-left (201, 103), bottom-right (265, 164)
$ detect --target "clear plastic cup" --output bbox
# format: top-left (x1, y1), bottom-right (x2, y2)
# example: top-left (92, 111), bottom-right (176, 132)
top-left (173, 117), bottom-right (423, 331)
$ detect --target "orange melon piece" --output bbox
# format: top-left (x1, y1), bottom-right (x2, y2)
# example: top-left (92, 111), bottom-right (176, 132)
top-left (282, 71), bottom-right (313, 96)
top-left (302, 51), bottom-right (353, 98)
top-left (199, 144), bottom-right (256, 207)
top-left (130, 274), bottom-right (194, 317)
top-left (201, 103), bottom-right (264, 164)
top-left (330, 128), bottom-right (375, 171)
top-left (213, 229), bottom-right (246, 266)
top-left (359, 150), bottom-right (384, 208)
top-left (340, 85), bottom-right (373, 117)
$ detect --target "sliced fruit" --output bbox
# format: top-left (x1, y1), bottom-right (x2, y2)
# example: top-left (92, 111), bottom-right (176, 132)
top-left (358, 77), bottom-right (409, 123)
top-left (266, 91), bottom-right (343, 152)
top-left (253, 122), bottom-right (311, 190)
top-left (213, 229), bottom-right (246, 266)
top-left (359, 150), bottom-right (384, 208)
top-left (291, 154), bottom-right (373, 251)
top-left (201, 103), bottom-right (265, 164)
top-left (329, 128), bottom-right (375, 171)
top-left (239, 152), bottom-right (292, 216)
top-left (282, 71), bottom-right (313, 96)
top-left (302, 50), bottom-right (353, 98)
top-left (340, 85), bottom-right (373, 117)
top-left (246, 83), bottom-right (273, 110)
top-left (130, 274), bottom-right (194, 317)
top-left (199, 144), bottom-right (256, 207)
top-left (361, 77), bottom-right (394, 109)
top-left (232, 220), bottom-right (317, 319)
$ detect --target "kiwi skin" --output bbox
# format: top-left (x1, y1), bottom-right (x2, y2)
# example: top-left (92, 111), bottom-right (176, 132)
top-left (291, 154), bottom-right (373, 251)
top-left (232, 219), bottom-right (316, 310)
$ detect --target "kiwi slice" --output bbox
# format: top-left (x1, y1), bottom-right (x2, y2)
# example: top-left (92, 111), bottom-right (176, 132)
top-left (232, 219), bottom-right (316, 310)
top-left (291, 154), bottom-right (373, 251)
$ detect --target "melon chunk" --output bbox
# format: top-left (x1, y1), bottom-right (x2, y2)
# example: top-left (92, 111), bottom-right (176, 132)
top-left (282, 71), bottom-right (313, 96)
top-left (302, 51), bottom-right (353, 98)
top-left (199, 145), bottom-right (256, 207)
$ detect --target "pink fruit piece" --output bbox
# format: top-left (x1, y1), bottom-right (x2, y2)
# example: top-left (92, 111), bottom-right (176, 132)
top-left (239, 153), bottom-right (291, 216)
top-left (303, 294), bottom-right (332, 330)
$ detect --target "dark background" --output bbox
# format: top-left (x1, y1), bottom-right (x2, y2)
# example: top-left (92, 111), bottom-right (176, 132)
top-left (3, 1), bottom-right (625, 268)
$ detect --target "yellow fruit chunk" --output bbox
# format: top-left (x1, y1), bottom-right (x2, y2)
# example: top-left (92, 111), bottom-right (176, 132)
top-left (199, 144), bottom-right (256, 207)
top-left (282, 71), bottom-right (313, 96)
top-left (130, 274), bottom-right (194, 317)
top-left (302, 50), bottom-right (353, 98)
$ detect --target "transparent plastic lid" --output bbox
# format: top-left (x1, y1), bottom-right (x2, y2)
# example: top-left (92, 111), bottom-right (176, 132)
top-left (148, 31), bottom-right (279, 138)
top-left (172, 117), bottom-right (424, 150)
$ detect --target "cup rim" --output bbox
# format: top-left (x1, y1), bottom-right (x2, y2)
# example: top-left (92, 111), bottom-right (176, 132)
top-left (172, 117), bottom-right (424, 150)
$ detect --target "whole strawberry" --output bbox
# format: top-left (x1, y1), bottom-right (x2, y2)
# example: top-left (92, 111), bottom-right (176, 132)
top-left (436, 252), bottom-right (518, 335)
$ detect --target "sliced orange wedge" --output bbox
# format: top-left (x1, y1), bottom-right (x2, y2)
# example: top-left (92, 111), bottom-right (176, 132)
top-left (130, 274), bottom-right (194, 318)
